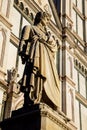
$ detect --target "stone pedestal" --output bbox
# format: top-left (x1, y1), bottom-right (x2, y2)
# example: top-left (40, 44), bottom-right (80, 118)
top-left (0, 103), bottom-right (77, 130)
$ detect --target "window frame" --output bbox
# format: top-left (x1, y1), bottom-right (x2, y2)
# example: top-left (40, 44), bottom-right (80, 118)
top-left (74, 67), bottom-right (87, 99)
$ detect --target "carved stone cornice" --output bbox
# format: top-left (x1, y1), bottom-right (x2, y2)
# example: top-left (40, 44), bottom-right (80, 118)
top-left (24, 0), bottom-right (62, 39)
top-left (61, 76), bottom-right (76, 88)
top-left (76, 91), bottom-right (87, 107)
top-left (73, 4), bottom-right (85, 20)
top-left (49, 21), bottom-right (62, 39)
top-left (39, 103), bottom-right (77, 130)
top-left (74, 50), bottom-right (87, 70)
top-left (10, 33), bottom-right (20, 46)
top-left (74, 59), bottom-right (87, 76)
top-left (73, 31), bottom-right (85, 48)
top-left (62, 13), bottom-right (73, 24)
top-left (0, 13), bottom-right (12, 30)
top-left (24, 0), bottom-right (40, 12)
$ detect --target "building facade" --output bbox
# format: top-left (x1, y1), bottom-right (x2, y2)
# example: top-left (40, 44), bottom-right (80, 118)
top-left (0, 0), bottom-right (87, 130)
top-left (54, 0), bottom-right (87, 130)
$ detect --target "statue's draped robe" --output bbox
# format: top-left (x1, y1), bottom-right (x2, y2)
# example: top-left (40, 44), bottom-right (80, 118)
top-left (19, 25), bottom-right (60, 108)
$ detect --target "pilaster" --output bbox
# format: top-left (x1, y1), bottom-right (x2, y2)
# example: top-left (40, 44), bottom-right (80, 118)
top-left (62, 26), bottom-right (76, 121)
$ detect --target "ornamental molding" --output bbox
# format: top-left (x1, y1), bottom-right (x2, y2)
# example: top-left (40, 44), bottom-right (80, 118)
top-left (61, 76), bottom-right (75, 88)
top-left (10, 33), bottom-right (19, 47)
top-left (39, 103), bottom-right (77, 130)
top-left (14, 0), bottom-right (62, 40)
top-left (0, 13), bottom-right (12, 30)
top-left (74, 58), bottom-right (87, 76)
top-left (76, 91), bottom-right (87, 107)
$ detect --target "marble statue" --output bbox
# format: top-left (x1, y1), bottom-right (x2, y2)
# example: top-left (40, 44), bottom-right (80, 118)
top-left (18, 11), bottom-right (60, 109)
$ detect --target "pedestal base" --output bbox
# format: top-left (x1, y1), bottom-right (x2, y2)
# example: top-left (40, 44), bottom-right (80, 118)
top-left (0, 103), bottom-right (77, 130)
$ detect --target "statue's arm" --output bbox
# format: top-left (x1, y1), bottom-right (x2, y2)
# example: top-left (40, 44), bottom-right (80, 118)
top-left (18, 25), bottom-right (31, 64)
top-left (18, 25), bottom-right (31, 54)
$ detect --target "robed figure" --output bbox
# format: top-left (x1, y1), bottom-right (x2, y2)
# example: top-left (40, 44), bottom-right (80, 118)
top-left (18, 11), bottom-right (60, 109)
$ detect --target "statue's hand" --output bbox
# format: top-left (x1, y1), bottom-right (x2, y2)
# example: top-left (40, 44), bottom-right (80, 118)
top-left (32, 35), bottom-right (39, 42)
top-left (46, 31), bottom-right (51, 42)
top-left (21, 56), bottom-right (26, 64)
top-left (20, 52), bottom-right (28, 64)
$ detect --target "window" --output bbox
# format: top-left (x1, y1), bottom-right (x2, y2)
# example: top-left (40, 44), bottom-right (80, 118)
top-left (22, 17), bottom-right (30, 30)
top-left (67, 89), bottom-right (74, 120)
top-left (53, 0), bottom-right (61, 15)
top-left (17, 57), bottom-right (25, 82)
top-left (67, 0), bottom-right (71, 17)
top-left (11, 7), bottom-right (21, 37)
top-left (0, 29), bottom-right (6, 67)
top-left (74, 68), bottom-right (79, 91)
top-left (0, 31), bottom-right (3, 63)
top-left (75, 100), bottom-right (80, 130)
top-left (75, 100), bottom-right (87, 130)
top-left (6, 42), bottom-right (17, 70)
top-left (67, 56), bottom-right (73, 79)
top-left (11, 6), bottom-right (30, 38)
top-left (86, 20), bottom-right (87, 42)
top-left (72, 9), bottom-right (77, 32)
top-left (73, 0), bottom-right (83, 13)
top-left (72, 0), bottom-right (85, 41)
top-left (74, 68), bottom-right (87, 98)
top-left (77, 0), bottom-right (82, 13)
top-left (77, 15), bottom-right (83, 40)
top-left (0, 0), bottom-right (8, 16)
top-left (79, 73), bottom-right (86, 98)
top-left (81, 104), bottom-right (87, 130)
top-left (72, 9), bottom-right (84, 40)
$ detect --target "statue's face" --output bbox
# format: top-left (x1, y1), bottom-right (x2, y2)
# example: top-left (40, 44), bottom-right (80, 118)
top-left (41, 16), bottom-right (50, 26)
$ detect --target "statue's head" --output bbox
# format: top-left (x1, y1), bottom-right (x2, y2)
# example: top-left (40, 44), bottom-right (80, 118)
top-left (34, 11), bottom-right (51, 26)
